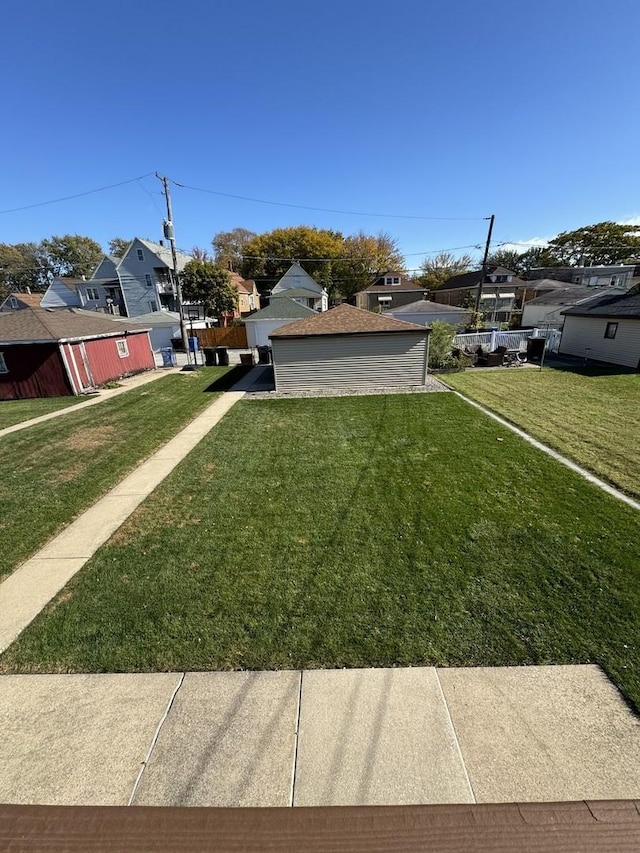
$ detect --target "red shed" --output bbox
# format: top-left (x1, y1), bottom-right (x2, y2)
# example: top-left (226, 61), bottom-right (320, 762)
top-left (0, 308), bottom-right (155, 399)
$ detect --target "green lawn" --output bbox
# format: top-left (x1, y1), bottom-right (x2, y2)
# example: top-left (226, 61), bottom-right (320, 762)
top-left (0, 396), bottom-right (91, 429)
top-left (446, 367), bottom-right (640, 499)
top-left (0, 367), bottom-right (238, 579)
top-left (3, 393), bottom-right (638, 711)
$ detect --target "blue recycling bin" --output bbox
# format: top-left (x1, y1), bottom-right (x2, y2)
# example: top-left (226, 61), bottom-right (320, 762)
top-left (160, 347), bottom-right (176, 367)
top-left (188, 336), bottom-right (199, 354)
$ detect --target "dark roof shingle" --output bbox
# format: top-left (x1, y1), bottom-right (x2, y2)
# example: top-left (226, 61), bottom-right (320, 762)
top-left (0, 307), bottom-right (151, 343)
top-left (562, 290), bottom-right (640, 319)
top-left (269, 303), bottom-right (428, 338)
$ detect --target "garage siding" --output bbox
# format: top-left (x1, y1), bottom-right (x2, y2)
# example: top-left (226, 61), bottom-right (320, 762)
top-left (559, 317), bottom-right (640, 368)
top-left (271, 333), bottom-right (428, 391)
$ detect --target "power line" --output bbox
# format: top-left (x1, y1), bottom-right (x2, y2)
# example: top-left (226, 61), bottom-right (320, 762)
top-left (170, 178), bottom-right (488, 222)
top-left (240, 244), bottom-right (482, 262)
top-left (0, 173), bottom-right (155, 215)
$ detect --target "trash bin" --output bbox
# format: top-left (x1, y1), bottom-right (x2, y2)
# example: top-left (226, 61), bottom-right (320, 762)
top-left (160, 346), bottom-right (177, 367)
top-left (527, 337), bottom-right (545, 361)
top-left (257, 345), bottom-right (271, 365)
top-left (239, 352), bottom-right (254, 367)
top-left (203, 347), bottom-right (216, 367)
top-left (215, 346), bottom-right (229, 366)
top-left (188, 336), bottom-right (199, 354)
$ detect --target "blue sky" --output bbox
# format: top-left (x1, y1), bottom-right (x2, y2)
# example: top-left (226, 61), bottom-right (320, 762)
top-left (2, 0), bottom-right (639, 268)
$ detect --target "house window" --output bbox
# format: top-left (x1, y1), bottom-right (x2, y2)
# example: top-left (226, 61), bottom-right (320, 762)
top-left (145, 274), bottom-right (153, 287)
top-left (86, 287), bottom-right (99, 301)
top-left (378, 295), bottom-right (392, 306)
top-left (0, 352), bottom-right (7, 373)
top-left (9, 297), bottom-right (18, 309)
top-left (604, 322), bottom-right (618, 339)
top-left (116, 338), bottom-right (129, 358)
top-left (137, 248), bottom-right (144, 261)
top-left (385, 276), bottom-right (401, 285)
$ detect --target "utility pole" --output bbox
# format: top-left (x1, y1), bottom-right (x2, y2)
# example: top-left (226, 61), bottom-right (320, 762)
top-left (156, 172), bottom-right (192, 365)
top-left (474, 214), bottom-right (495, 316)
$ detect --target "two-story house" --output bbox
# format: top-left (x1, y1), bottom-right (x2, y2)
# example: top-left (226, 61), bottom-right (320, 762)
top-left (270, 262), bottom-right (328, 312)
top-left (355, 272), bottom-right (426, 312)
top-left (526, 264), bottom-right (640, 290)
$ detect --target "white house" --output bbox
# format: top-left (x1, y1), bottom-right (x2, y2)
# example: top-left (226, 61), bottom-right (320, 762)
top-left (245, 297), bottom-right (316, 348)
top-left (559, 290), bottom-right (640, 368)
top-left (521, 286), bottom-right (608, 328)
top-left (269, 303), bottom-right (430, 392)
top-left (271, 262), bottom-right (328, 312)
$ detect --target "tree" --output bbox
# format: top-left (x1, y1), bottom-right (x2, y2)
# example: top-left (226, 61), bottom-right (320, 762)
top-left (239, 226), bottom-right (345, 294)
top-left (486, 249), bottom-right (529, 276)
top-left (546, 221), bottom-right (640, 266)
top-left (333, 231), bottom-right (405, 299)
top-left (418, 252), bottom-right (474, 290)
top-left (0, 242), bottom-right (51, 297)
top-left (190, 246), bottom-right (210, 261)
top-left (180, 260), bottom-right (237, 324)
top-left (108, 237), bottom-right (132, 258)
top-left (212, 227), bottom-right (257, 271)
top-left (40, 234), bottom-right (103, 278)
top-left (427, 321), bottom-right (458, 368)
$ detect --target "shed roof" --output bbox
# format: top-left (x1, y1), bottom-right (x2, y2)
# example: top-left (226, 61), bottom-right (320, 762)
top-left (246, 297), bottom-right (316, 321)
top-left (0, 307), bottom-right (151, 344)
top-left (388, 299), bottom-right (470, 314)
top-left (269, 303), bottom-right (428, 338)
top-left (562, 290), bottom-right (640, 319)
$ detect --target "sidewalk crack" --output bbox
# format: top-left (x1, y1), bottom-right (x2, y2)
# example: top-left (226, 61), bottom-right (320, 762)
top-left (434, 669), bottom-right (477, 804)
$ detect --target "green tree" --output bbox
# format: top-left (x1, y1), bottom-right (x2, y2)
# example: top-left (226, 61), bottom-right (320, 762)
top-left (486, 248), bottom-right (529, 276)
top-left (212, 227), bottom-right (257, 271)
top-left (546, 221), bottom-right (640, 266)
top-left (180, 260), bottom-right (237, 324)
top-left (40, 234), bottom-right (103, 278)
top-left (418, 252), bottom-right (474, 290)
top-left (108, 237), bottom-right (132, 258)
top-left (0, 242), bottom-right (51, 298)
top-left (240, 226), bottom-right (345, 294)
top-left (333, 231), bottom-right (405, 299)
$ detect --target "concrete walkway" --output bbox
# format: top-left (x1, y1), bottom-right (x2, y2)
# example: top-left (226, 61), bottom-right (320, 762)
top-left (0, 367), bottom-right (181, 438)
top-left (0, 664), bottom-right (637, 807)
top-left (0, 369), bottom-right (264, 653)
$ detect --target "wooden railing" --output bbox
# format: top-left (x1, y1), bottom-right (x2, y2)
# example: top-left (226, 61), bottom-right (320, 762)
top-left (195, 327), bottom-right (248, 348)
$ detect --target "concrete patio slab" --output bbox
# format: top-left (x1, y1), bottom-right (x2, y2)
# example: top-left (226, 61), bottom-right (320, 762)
top-left (293, 667), bottom-right (474, 807)
top-left (133, 671), bottom-right (300, 807)
top-left (0, 674), bottom-right (181, 805)
top-left (438, 664), bottom-right (640, 802)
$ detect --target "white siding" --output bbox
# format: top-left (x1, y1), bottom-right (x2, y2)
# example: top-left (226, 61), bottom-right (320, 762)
top-left (246, 319), bottom-right (294, 348)
top-left (271, 333), bottom-right (429, 391)
top-left (559, 317), bottom-right (640, 368)
top-left (521, 303), bottom-right (567, 328)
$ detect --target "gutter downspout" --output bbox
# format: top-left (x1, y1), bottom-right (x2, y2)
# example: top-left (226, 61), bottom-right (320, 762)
top-left (58, 343), bottom-right (79, 395)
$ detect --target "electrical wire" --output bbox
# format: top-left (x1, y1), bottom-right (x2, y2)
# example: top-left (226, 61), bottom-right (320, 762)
top-left (0, 173), bottom-right (156, 215)
top-left (170, 179), bottom-right (489, 222)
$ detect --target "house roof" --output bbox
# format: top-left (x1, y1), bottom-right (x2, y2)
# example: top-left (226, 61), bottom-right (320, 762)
top-left (0, 307), bottom-right (151, 344)
top-left (269, 303), bottom-right (428, 338)
top-left (358, 282), bottom-right (427, 293)
top-left (135, 238), bottom-right (192, 271)
top-left (562, 290), bottom-right (640, 319)
top-left (524, 278), bottom-right (581, 291)
top-left (272, 262), bottom-right (324, 294)
top-left (437, 266), bottom-right (527, 292)
top-left (524, 286), bottom-right (608, 307)
top-left (1, 292), bottom-right (43, 309)
top-left (388, 299), bottom-right (470, 314)
top-left (55, 277), bottom-right (84, 292)
top-left (246, 297), bottom-right (316, 321)
top-left (109, 310), bottom-right (181, 326)
top-left (270, 287), bottom-right (320, 300)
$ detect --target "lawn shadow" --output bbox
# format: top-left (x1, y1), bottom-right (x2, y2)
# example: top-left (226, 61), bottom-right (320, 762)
top-left (544, 356), bottom-right (637, 377)
top-left (203, 365), bottom-right (252, 393)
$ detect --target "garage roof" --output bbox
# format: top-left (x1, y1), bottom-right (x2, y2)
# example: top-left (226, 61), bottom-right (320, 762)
top-left (0, 307), bottom-right (151, 344)
top-left (270, 303), bottom-right (429, 338)
top-left (389, 299), bottom-right (470, 314)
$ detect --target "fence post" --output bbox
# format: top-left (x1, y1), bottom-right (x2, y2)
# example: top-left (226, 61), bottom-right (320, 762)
top-left (490, 330), bottom-right (497, 351)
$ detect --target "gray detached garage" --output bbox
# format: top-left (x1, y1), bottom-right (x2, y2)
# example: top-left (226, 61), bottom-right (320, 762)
top-left (269, 303), bottom-right (430, 392)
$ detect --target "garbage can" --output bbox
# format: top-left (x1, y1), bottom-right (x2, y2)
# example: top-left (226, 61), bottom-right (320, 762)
top-left (215, 346), bottom-right (229, 366)
top-left (527, 337), bottom-right (545, 361)
top-left (188, 336), bottom-right (199, 354)
top-left (203, 347), bottom-right (216, 367)
top-left (239, 352), bottom-right (254, 367)
top-left (257, 345), bottom-right (271, 365)
top-left (160, 346), bottom-right (177, 368)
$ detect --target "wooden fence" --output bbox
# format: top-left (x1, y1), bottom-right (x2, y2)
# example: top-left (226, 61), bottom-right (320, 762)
top-left (195, 327), bottom-right (248, 348)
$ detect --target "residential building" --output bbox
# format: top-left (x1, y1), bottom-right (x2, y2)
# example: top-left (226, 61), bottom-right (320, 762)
top-left (528, 264), bottom-right (640, 290)
top-left (245, 296), bottom-right (316, 348)
top-left (271, 262), bottom-right (328, 312)
top-left (559, 290), bottom-right (640, 369)
top-left (385, 300), bottom-right (472, 328)
top-left (521, 287), bottom-right (607, 328)
top-left (0, 292), bottom-right (43, 312)
top-left (355, 272), bottom-right (426, 312)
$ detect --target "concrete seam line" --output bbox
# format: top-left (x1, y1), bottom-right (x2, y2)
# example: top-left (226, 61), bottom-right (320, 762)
top-left (127, 672), bottom-right (186, 806)
top-left (434, 669), bottom-right (476, 804)
top-left (452, 390), bottom-right (640, 512)
top-left (289, 671), bottom-right (304, 807)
